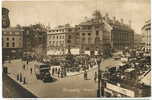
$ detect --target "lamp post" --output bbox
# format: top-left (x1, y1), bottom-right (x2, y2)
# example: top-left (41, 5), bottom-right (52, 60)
top-left (96, 50), bottom-right (102, 97)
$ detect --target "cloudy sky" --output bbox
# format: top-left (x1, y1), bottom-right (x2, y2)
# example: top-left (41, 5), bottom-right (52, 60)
top-left (2, 0), bottom-right (150, 34)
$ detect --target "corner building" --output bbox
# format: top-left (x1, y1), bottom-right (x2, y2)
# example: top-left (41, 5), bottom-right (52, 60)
top-left (47, 24), bottom-right (77, 55)
top-left (141, 20), bottom-right (151, 53)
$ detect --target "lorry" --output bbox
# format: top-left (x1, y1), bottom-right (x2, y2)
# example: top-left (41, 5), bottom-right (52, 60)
top-left (34, 63), bottom-right (52, 82)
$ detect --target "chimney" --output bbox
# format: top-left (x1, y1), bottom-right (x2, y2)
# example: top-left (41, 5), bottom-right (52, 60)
top-left (105, 13), bottom-right (109, 21)
top-left (105, 13), bottom-right (109, 17)
top-left (113, 16), bottom-right (116, 23)
top-left (120, 18), bottom-right (124, 24)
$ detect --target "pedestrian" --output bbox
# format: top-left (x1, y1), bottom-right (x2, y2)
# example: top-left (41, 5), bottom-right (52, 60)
top-left (20, 72), bottom-right (22, 82)
top-left (23, 77), bottom-right (26, 84)
top-left (58, 69), bottom-right (60, 77)
top-left (94, 72), bottom-right (97, 82)
top-left (30, 68), bottom-right (32, 74)
top-left (84, 70), bottom-right (86, 80)
top-left (58, 68), bottom-right (60, 74)
top-left (86, 71), bottom-right (88, 80)
top-left (52, 68), bottom-right (54, 75)
top-left (27, 60), bottom-right (28, 65)
top-left (23, 64), bottom-right (25, 70)
top-left (61, 70), bottom-right (63, 78)
top-left (55, 68), bottom-right (57, 74)
top-left (64, 69), bottom-right (66, 77)
top-left (17, 73), bottom-right (19, 81)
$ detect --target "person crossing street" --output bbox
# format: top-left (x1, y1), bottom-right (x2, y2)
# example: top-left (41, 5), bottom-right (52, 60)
top-left (94, 71), bottom-right (97, 82)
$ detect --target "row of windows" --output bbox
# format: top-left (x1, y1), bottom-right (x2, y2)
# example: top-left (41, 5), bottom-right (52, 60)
top-left (49, 41), bottom-right (65, 45)
top-left (82, 33), bottom-right (91, 36)
top-left (81, 31), bottom-right (99, 36)
top-left (3, 31), bottom-right (21, 35)
top-left (49, 29), bottom-right (65, 33)
top-left (6, 37), bottom-right (15, 41)
top-left (49, 28), bottom-right (73, 33)
top-left (5, 42), bottom-right (15, 47)
top-left (4, 37), bottom-right (21, 41)
top-left (49, 35), bottom-right (64, 39)
top-left (81, 37), bottom-right (92, 41)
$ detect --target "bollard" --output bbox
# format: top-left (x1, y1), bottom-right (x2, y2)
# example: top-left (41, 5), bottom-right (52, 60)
top-left (23, 77), bottom-right (26, 84)
top-left (30, 68), bottom-right (32, 74)
top-left (20, 73), bottom-right (22, 82)
top-left (97, 89), bottom-right (100, 97)
top-left (17, 74), bottom-right (19, 81)
top-left (5, 67), bottom-right (8, 74)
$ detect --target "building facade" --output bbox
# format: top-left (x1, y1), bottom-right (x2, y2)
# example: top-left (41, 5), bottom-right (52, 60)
top-left (75, 18), bottom-right (105, 54)
top-left (47, 11), bottom-right (134, 56)
top-left (111, 24), bottom-right (134, 50)
top-left (47, 24), bottom-right (77, 55)
top-left (2, 27), bottom-right (23, 58)
top-left (104, 16), bottom-right (134, 50)
top-left (134, 33), bottom-right (142, 48)
top-left (141, 20), bottom-right (151, 52)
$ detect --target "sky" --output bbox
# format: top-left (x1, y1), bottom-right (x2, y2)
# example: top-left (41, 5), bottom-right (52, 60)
top-left (2, 0), bottom-right (151, 34)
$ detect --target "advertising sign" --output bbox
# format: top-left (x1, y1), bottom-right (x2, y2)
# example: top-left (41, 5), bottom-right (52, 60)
top-left (106, 83), bottom-right (135, 97)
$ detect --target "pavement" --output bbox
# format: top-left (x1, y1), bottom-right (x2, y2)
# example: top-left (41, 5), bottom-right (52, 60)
top-left (3, 74), bottom-right (37, 98)
top-left (3, 58), bottom-right (122, 98)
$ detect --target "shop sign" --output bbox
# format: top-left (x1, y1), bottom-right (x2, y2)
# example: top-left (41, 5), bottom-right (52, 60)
top-left (106, 83), bottom-right (135, 97)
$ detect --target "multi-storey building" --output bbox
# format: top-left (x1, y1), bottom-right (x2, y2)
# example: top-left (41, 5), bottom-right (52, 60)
top-left (2, 27), bottom-right (23, 58)
top-left (105, 16), bottom-right (134, 50)
top-left (47, 24), bottom-right (77, 55)
top-left (75, 17), bottom-right (109, 55)
top-left (2, 7), bottom-right (23, 59)
top-left (47, 11), bottom-right (134, 56)
top-left (141, 20), bottom-right (151, 53)
top-left (134, 33), bottom-right (142, 48)
top-left (111, 24), bottom-right (134, 50)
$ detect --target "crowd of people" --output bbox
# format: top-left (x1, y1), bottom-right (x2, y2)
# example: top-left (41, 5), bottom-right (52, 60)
top-left (102, 49), bottom-right (150, 92)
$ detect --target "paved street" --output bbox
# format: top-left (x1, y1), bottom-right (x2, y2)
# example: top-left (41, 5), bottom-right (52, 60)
top-left (3, 74), bottom-right (36, 98)
top-left (3, 58), bottom-right (122, 98)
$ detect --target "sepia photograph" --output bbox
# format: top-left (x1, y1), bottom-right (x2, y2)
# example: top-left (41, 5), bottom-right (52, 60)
top-left (2, 0), bottom-right (151, 98)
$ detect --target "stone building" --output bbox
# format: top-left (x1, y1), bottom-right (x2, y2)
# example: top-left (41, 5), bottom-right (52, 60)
top-left (75, 17), bottom-right (109, 55)
top-left (2, 7), bottom-right (23, 59)
top-left (47, 11), bottom-right (134, 56)
top-left (141, 20), bottom-right (151, 52)
top-left (2, 27), bottom-right (23, 58)
top-left (47, 24), bottom-right (77, 55)
top-left (134, 33), bottom-right (143, 48)
top-left (105, 16), bottom-right (134, 50)
top-left (111, 23), bottom-right (134, 50)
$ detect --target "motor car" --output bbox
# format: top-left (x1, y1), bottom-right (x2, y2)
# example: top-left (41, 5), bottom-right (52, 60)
top-left (42, 72), bottom-right (53, 82)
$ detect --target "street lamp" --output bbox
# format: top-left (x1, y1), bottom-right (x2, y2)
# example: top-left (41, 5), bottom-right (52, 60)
top-left (96, 50), bottom-right (102, 97)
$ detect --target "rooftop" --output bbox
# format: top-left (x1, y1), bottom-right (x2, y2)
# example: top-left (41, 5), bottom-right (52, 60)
top-left (2, 27), bottom-right (24, 32)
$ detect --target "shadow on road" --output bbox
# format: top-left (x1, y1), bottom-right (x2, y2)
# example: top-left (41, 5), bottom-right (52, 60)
top-left (3, 73), bottom-right (37, 98)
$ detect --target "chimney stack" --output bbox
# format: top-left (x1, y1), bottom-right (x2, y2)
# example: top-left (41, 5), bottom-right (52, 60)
top-left (120, 18), bottom-right (124, 24)
top-left (113, 16), bottom-right (116, 22)
top-left (105, 13), bottom-right (109, 21)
